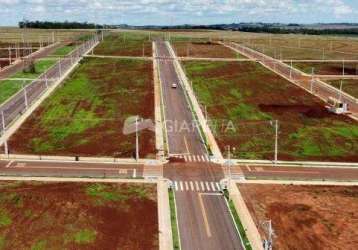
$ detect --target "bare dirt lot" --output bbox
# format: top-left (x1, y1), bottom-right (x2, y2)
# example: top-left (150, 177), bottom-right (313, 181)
top-left (293, 62), bottom-right (358, 75)
top-left (184, 61), bottom-right (358, 161)
top-left (172, 41), bottom-right (243, 58)
top-left (0, 181), bottom-right (158, 250)
top-left (94, 32), bottom-right (152, 57)
top-left (238, 183), bottom-right (358, 250)
top-left (326, 79), bottom-right (358, 98)
top-left (7, 58), bottom-right (156, 158)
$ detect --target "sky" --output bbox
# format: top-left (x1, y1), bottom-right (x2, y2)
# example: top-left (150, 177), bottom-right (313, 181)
top-left (0, 0), bottom-right (357, 26)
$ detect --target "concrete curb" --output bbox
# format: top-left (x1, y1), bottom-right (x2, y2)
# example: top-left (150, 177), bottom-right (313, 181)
top-left (0, 176), bottom-right (156, 183)
top-left (230, 159), bottom-right (358, 168)
top-left (158, 179), bottom-right (174, 250)
top-left (0, 40), bottom-right (100, 147)
top-left (165, 41), bottom-right (223, 160)
top-left (153, 42), bottom-right (166, 161)
top-left (229, 181), bottom-right (263, 250)
top-left (0, 154), bottom-right (162, 165)
top-left (236, 179), bottom-right (358, 186)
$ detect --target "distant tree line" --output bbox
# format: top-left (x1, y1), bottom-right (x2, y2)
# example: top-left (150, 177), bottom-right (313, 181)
top-left (237, 26), bottom-right (358, 35)
top-left (19, 20), bottom-right (105, 29)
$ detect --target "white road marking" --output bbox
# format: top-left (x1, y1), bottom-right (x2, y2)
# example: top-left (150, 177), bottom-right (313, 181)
top-left (5, 161), bottom-right (14, 168)
top-left (200, 182), bottom-right (205, 191)
top-left (201, 155), bottom-right (205, 161)
top-left (183, 135), bottom-right (190, 155)
top-left (197, 155), bottom-right (201, 162)
top-left (195, 181), bottom-right (200, 191)
top-left (216, 183), bottom-right (221, 191)
top-left (185, 181), bottom-right (189, 191)
top-left (188, 155), bottom-right (192, 162)
top-left (133, 169), bottom-right (137, 178)
top-left (174, 181), bottom-right (178, 191)
top-left (205, 182), bottom-right (211, 191)
top-left (210, 182), bottom-right (216, 191)
top-left (190, 181), bottom-right (194, 191)
top-left (179, 181), bottom-right (183, 191)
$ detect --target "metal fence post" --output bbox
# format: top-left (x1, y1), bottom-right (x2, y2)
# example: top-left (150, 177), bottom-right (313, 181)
top-left (23, 84), bottom-right (28, 109)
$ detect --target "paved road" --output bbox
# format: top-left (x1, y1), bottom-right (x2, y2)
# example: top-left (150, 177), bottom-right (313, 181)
top-left (236, 165), bottom-right (358, 181)
top-left (0, 160), bottom-right (162, 179)
top-left (155, 40), bottom-right (207, 158)
top-left (156, 40), bottom-right (244, 250)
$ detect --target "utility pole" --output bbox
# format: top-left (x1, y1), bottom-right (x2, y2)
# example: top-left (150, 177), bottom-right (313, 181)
top-left (274, 120), bottom-right (278, 165)
top-left (310, 68), bottom-right (315, 93)
top-left (342, 59), bottom-right (345, 76)
top-left (135, 116), bottom-right (139, 161)
top-left (262, 220), bottom-right (274, 250)
top-left (1, 111), bottom-right (8, 156)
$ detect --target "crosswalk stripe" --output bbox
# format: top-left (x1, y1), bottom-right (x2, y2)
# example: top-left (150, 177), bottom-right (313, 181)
top-left (174, 181), bottom-right (178, 191)
top-left (216, 183), bottom-right (221, 191)
top-left (190, 181), bottom-right (194, 191)
top-left (179, 181), bottom-right (183, 191)
top-left (184, 155), bottom-right (188, 162)
top-left (195, 181), bottom-right (200, 191)
top-left (197, 155), bottom-right (201, 162)
top-left (211, 182), bottom-right (216, 191)
top-left (200, 182), bottom-right (205, 191)
top-left (201, 155), bottom-right (205, 161)
top-left (188, 155), bottom-right (192, 162)
top-left (185, 181), bottom-right (189, 191)
top-left (205, 182), bottom-right (210, 191)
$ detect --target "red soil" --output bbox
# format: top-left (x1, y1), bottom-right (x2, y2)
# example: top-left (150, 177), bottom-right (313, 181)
top-left (0, 181), bottom-right (158, 250)
top-left (238, 184), bottom-right (358, 250)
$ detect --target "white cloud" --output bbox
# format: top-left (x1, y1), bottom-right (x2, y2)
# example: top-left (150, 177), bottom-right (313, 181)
top-left (0, 0), bottom-right (356, 25)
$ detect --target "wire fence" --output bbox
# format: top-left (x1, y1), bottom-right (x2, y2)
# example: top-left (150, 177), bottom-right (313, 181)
top-left (0, 34), bottom-right (101, 137)
top-left (227, 42), bottom-right (358, 113)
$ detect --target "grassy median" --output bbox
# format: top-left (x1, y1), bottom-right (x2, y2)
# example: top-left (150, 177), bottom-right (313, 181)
top-left (169, 189), bottom-right (180, 250)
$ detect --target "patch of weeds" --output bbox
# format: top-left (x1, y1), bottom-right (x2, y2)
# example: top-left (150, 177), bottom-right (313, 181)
top-left (74, 229), bottom-right (97, 244)
top-left (0, 209), bottom-right (12, 227)
top-left (0, 235), bottom-right (5, 250)
top-left (31, 240), bottom-right (47, 250)
top-left (86, 183), bottom-right (126, 204)
top-left (169, 190), bottom-right (180, 250)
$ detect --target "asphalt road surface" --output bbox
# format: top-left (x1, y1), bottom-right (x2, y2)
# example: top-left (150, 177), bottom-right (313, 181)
top-left (155, 40), bottom-right (207, 157)
top-left (156, 40), bottom-right (244, 250)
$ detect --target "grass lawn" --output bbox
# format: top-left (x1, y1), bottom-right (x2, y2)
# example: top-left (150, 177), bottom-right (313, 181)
top-left (0, 59), bottom-right (58, 105)
top-left (8, 58), bottom-right (155, 158)
top-left (94, 32), bottom-right (152, 57)
top-left (0, 181), bottom-right (158, 250)
top-left (52, 44), bottom-right (76, 56)
top-left (183, 61), bottom-right (358, 161)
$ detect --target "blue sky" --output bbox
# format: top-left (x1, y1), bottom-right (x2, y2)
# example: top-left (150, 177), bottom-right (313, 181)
top-left (0, 0), bottom-right (357, 26)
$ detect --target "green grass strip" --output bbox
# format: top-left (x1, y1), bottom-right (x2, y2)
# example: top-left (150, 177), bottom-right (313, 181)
top-left (169, 189), bottom-right (180, 250)
top-left (224, 190), bottom-right (252, 250)
top-left (0, 59), bottom-right (57, 105)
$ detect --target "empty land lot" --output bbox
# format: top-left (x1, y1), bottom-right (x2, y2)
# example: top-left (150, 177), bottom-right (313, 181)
top-left (293, 62), bottom-right (358, 75)
top-left (235, 35), bottom-right (358, 60)
top-left (238, 183), bottom-right (358, 250)
top-left (94, 32), bottom-right (152, 57)
top-left (7, 58), bottom-right (155, 158)
top-left (171, 39), bottom-right (243, 58)
top-left (326, 79), bottom-right (358, 98)
top-left (0, 59), bottom-right (58, 105)
top-left (183, 61), bottom-right (358, 161)
top-left (0, 181), bottom-right (158, 250)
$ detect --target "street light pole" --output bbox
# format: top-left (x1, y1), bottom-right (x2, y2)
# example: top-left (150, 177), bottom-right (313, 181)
top-left (274, 120), bottom-right (278, 165)
top-left (135, 116), bottom-right (139, 161)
